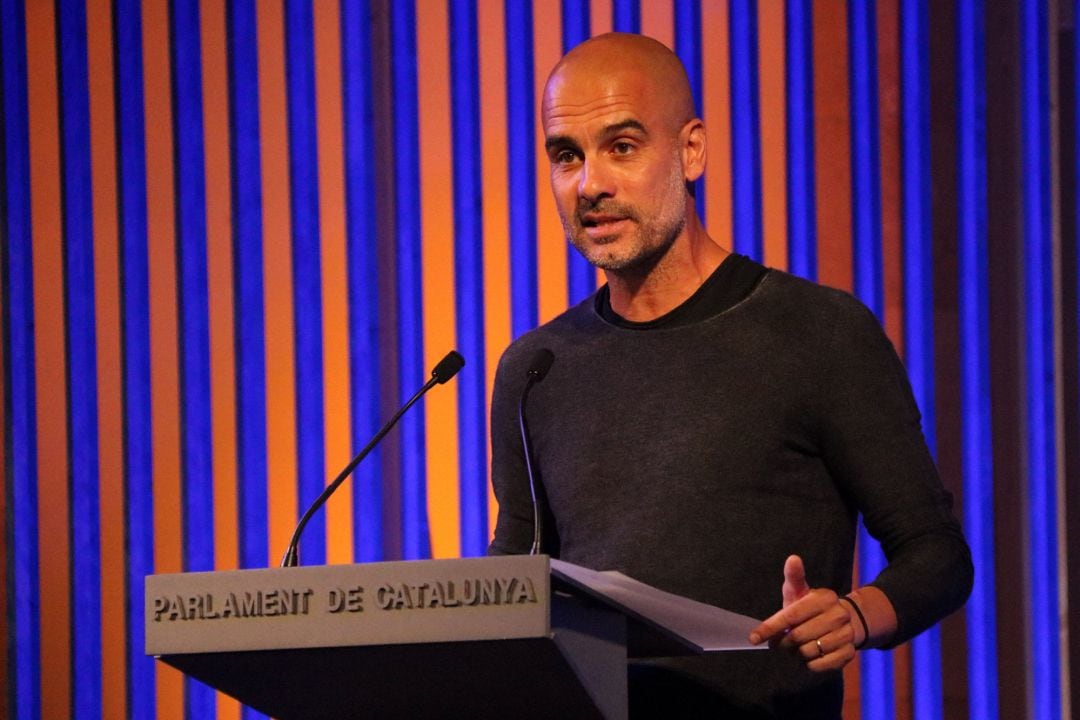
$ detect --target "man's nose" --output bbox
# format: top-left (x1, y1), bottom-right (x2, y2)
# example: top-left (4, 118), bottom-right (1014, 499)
top-left (578, 158), bottom-right (613, 201)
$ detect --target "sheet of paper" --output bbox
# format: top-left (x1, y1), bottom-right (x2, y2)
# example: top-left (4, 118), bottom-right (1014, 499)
top-left (551, 559), bottom-right (765, 652)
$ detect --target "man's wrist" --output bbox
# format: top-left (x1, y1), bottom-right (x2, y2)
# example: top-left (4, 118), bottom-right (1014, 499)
top-left (839, 594), bottom-right (869, 649)
top-left (843, 585), bottom-right (899, 649)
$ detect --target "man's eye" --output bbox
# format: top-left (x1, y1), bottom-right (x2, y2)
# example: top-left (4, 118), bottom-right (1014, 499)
top-left (612, 141), bottom-right (634, 155)
top-left (554, 149), bottom-right (578, 164)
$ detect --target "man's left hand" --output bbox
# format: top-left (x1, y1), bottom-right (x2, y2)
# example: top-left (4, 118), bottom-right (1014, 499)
top-left (747, 555), bottom-right (857, 672)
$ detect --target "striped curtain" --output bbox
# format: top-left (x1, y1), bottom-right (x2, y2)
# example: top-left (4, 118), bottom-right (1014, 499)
top-left (2, 1), bottom-right (1076, 718)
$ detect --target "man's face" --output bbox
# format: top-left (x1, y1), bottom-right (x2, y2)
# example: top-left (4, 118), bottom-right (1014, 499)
top-left (542, 72), bottom-right (689, 273)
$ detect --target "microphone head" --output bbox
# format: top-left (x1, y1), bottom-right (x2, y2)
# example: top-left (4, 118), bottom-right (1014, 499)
top-left (431, 350), bottom-right (465, 384)
top-left (526, 348), bottom-right (555, 382)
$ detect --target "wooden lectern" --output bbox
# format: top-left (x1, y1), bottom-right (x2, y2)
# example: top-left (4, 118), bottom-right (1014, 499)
top-left (146, 555), bottom-right (760, 719)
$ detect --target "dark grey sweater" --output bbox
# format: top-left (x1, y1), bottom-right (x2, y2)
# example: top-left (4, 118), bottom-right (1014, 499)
top-left (489, 267), bottom-right (972, 718)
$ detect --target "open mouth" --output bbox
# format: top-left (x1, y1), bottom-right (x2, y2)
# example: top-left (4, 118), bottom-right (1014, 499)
top-left (581, 214), bottom-right (631, 240)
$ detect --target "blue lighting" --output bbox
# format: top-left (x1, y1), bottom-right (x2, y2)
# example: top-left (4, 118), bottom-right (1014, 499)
top-left (847, 0), bottom-right (892, 716)
top-left (562, 0), bottom-right (597, 305)
top-left (1, 0), bottom-right (42, 716)
top-left (1020, 1), bottom-right (1061, 718)
top-left (675, 0), bottom-right (705, 221)
top-left (228, 0), bottom-right (270, 575)
top-left (393, 0), bottom-right (431, 559)
top-left (341, 0), bottom-right (385, 562)
top-left (957, 1), bottom-right (999, 717)
top-left (170, 0), bottom-right (216, 714)
top-left (114, 0), bottom-right (156, 714)
top-left (901, 1), bottom-right (944, 717)
top-left (785, 0), bottom-right (816, 280)
top-left (450, 0), bottom-right (490, 556)
top-left (728, 0), bottom-right (762, 260)
top-left (506, 0), bottom-right (539, 337)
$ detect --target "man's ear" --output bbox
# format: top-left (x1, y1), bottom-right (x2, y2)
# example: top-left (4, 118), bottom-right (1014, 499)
top-left (681, 118), bottom-right (707, 183)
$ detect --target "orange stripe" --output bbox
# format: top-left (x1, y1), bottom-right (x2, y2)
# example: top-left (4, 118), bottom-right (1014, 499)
top-left (641, 0), bottom-right (674, 49)
top-left (200, 0), bottom-right (238, 576)
top-left (874, 2), bottom-right (910, 716)
top-left (259, 0), bottom-right (299, 566)
top-left (417, 2), bottom-right (461, 559)
top-left (534, 4), bottom-right (566, 324)
top-left (758, 0), bottom-right (788, 271)
top-left (86, 0), bottom-right (126, 716)
top-left (812, 0), bottom-right (856, 705)
top-left (142, 0), bottom-right (185, 714)
top-left (478, 0), bottom-right (510, 541)
top-left (26, 2), bottom-right (71, 717)
top-left (590, 0), bottom-right (613, 36)
top-left (877, 0), bottom-right (903, 352)
top-left (812, 1), bottom-right (852, 293)
top-left (313, 0), bottom-right (354, 566)
top-left (701, 0), bottom-right (732, 250)
top-left (199, 2), bottom-right (240, 715)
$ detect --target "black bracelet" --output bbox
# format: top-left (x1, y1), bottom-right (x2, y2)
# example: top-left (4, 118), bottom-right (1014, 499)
top-left (839, 595), bottom-right (870, 650)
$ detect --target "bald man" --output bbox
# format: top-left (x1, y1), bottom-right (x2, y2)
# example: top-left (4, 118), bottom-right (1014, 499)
top-left (489, 34), bottom-right (971, 718)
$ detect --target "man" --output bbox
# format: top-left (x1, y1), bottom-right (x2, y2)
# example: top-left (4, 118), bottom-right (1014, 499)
top-left (488, 33), bottom-right (971, 718)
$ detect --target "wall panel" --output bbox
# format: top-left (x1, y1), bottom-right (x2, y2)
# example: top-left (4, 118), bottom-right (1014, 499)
top-left (1, 1), bottom-right (1075, 717)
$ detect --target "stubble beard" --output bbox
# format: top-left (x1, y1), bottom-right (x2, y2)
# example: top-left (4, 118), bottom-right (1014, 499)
top-left (561, 159), bottom-right (688, 275)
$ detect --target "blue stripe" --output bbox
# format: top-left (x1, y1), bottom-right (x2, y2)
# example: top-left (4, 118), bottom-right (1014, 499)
top-left (169, 1), bottom-right (216, 716)
top-left (957, 1), bottom-right (998, 717)
top-left (728, 0), bottom-right (762, 260)
top-left (561, 0), bottom-right (589, 50)
top-left (784, 0), bottom-right (816, 280)
top-left (0, 0), bottom-right (41, 715)
top-left (227, 0), bottom-right (269, 583)
top-left (285, 0), bottom-right (328, 566)
top-left (505, 0), bottom-right (538, 338)
top-left (562, 0), bottom-right (597, 305)
top-left (612, 0), bottom-right (639, 33)
top-left (449, 0), bottom-right (489, 557)
top-left (114, 0), bottom-right (156, 714)
top-left (846, 2), bottom-right (893, 718)
top-left (392, 0), bottom-right (430, 559)
top-left (340, 0), bottom-right (384, 562)
top-left (1021, 2), bottom-right (1061, 718)
top-left (56, 0), bottom-right (103, 715)
top-left (674, 0), bottom-right (704, 221)
top-left (900, 1), bottom-right (943, 717)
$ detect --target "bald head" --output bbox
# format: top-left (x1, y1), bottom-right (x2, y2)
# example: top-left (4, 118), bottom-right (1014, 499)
top-left (543, 33), bottom-right (696, 136)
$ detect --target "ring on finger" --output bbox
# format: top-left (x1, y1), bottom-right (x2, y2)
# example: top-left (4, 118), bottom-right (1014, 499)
top-left (815, 639), bottom-right (826, 658)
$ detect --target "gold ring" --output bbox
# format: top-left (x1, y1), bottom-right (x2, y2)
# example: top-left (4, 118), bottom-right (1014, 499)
top-left (815, 639), bottom-right (826, 657)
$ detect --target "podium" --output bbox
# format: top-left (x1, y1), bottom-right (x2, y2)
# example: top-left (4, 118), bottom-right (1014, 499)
top-left (146, 555), bottom-right (760, 719)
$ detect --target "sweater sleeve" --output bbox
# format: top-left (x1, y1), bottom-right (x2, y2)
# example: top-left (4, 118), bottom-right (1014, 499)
top-left (487, 349), bottom-right (537, 556)
top-left (814, 295), bottom-right (973, 646)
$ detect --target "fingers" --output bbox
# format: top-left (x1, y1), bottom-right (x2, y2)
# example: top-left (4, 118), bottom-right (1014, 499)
top-left (777, 592), bottom-right (846, 649)
top-left (782, 554), bottom-right (810, 607)
top-left (748, 557), bottom-right (858, 674)
top-left (749, 588), bottom-right (857, 673)
top-left (800, 629), bottom-right (857, 672)
top-left (750, 587), bottom-right (838, 645)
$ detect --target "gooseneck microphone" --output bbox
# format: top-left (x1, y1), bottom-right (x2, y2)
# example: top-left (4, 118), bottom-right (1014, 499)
top-left (519, 348), bottom-right (555, 555)
top-left (280, 350), bottom-right (465, 567)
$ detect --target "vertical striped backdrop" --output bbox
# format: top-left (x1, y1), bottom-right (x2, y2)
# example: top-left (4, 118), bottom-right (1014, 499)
top-left (2, 1), bottom-right (1079, 718)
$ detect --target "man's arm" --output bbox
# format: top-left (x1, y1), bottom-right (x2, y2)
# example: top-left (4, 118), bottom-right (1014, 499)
top-left (750, 292), bottom-right (973, 670)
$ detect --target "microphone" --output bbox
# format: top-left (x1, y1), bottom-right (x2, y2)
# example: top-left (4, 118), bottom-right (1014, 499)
top-left (519, 348), bottom-right (554, 555)
top-left (280, 350), bottom-right (465, 567)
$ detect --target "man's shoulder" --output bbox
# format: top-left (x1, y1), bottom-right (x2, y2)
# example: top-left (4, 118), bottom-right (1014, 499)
top-left (751, 268), bottom-right (880, 330)
top-left (495, 295), bottom-right (602, 375)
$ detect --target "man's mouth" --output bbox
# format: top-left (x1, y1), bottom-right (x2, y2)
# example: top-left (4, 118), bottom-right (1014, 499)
top-left (580, 214), bottom-right (631, 240)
